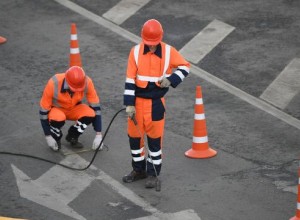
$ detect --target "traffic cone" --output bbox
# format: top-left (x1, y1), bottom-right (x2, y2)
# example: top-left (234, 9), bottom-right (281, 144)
top-left (290, 160), bottom-right (300, 220)
top-left (185, 86), bottom-right (217, 159)
top-left (69, 23), bottom-right (82, 67)
top-left (0, 36), bottom-right (7, 44)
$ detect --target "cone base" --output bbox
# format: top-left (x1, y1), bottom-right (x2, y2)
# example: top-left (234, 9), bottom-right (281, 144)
top-left (290, 216), bottom-right (300, 220)
top-left (185, 148), bottom-right (217, 159)
top-left (0, 36), bottom-right (7, 44)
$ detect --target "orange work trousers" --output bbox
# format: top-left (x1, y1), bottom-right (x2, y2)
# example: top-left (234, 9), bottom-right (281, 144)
top-left (127, 97), bottom-right (165, 175)
top-left (48, 104), bottom-right (95, 122)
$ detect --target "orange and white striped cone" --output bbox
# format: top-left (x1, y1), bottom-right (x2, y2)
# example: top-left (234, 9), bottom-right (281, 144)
top-left (185, 85), bottom-right (217, 159)
top-left (0, 36), bottom-right (7, 44)
top-left (69, 23), bottom-right (82, 67)
top-left (290, 160), bottom-right (300, 220)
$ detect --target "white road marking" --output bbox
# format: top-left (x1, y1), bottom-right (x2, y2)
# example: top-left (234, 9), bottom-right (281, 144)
top-left (180, 19), bottom-right (235, 64)
top-left (12, 164), bottom-right (86, 220)
top-left (260, 58), bottom-right (300, 109)
top-left (102, 0), bottom-right (150, 25)
top-left (53, 0), bottom-right (300, 130)
top-left (131, 209), bottom-right (201, 220)
top-left (12, 148), bottom-right (198, 219)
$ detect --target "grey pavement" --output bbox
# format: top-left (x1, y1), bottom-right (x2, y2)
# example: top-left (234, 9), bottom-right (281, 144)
top-left (0, 0), bottom-right (299, 220)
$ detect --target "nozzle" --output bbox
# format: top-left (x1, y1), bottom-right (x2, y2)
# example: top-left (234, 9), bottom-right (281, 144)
top-left (155, 178), bottom-right (161, 192)
top-left (131, 116), bottom-right (138, 125)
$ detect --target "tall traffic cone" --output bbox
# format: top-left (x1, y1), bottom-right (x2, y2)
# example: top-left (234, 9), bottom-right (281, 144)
top-left (0, 36), bottom-right (7, 44)
top-left (185, 86), bottom-right (217, 159)
top-left (69, 23), bottom-right (82, 67)
top-left (290, 160), bottom-right (300, 220)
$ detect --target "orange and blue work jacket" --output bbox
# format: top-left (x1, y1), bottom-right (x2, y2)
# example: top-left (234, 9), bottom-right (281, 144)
top-left (123, 42), bottom-right (190, 105)
top-left (39, 73), bottom-right (101, 135)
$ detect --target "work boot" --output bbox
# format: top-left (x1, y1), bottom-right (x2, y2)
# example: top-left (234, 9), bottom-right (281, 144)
top-left (65, 134), bottom-right (83, 148)
top-left (122, 170), bottom-right (147, 183)
top-left (145, 176), bottom-right (157, 188)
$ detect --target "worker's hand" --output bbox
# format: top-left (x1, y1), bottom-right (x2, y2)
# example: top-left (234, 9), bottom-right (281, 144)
top-left (92, 133), bottom-right (104, 150)
top-left (159, 77), bottom-right (171, 88)
top-left (45, 135), bottom-right (59, 151)
top-left (126, 106), bottom-right (136, 119)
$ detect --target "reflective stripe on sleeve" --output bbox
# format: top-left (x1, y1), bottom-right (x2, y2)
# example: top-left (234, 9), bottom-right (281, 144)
top-left (178, 65), bottom-right (190, 73)
top-left (174, 70), bottom-right (185, 81)
top-left (124, 89), bottom-right (135, 96)
top-left (126, 78), bottom-right (135, 84)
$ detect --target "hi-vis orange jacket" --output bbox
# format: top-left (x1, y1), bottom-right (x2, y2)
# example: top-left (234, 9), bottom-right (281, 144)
top-left (39, 73), bottom-right (101, 135)
top-left (123, 42), bottom-right (190, 105)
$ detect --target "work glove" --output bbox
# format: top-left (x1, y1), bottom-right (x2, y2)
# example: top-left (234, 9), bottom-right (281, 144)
top-left (45, 135), bottom-right (59, 151)
top-left (126, 105), bottom-right (136, 119)
top-left (92, 133), bottom-right (104, 150)
top-left (159, 77), bottom-right (171, 88)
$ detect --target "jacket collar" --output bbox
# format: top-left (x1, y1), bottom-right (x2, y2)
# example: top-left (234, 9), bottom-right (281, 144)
top-left (143, 43), bottom-right (162, 58)
top-left (61, 78), bottom-right (71, 93)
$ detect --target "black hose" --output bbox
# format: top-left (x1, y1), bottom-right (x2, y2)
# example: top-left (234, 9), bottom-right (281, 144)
top-left (0, 108), bottom-right (126, 171)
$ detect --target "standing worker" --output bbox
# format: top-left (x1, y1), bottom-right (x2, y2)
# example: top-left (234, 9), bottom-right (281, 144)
top-left (39, 66), bottom-right (103, 151)
top-left (123, 19), bottom-right (190, 188)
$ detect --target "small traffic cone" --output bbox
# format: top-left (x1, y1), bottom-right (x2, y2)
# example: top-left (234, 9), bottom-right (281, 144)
top-left (185, 86), bottom-right (217, 159)
top-left (290, 161), bottom-right (300, 220)
top-left (0, 36), bottom-right (7, 44)
top-left (69, 23), bottom-right (82, 67)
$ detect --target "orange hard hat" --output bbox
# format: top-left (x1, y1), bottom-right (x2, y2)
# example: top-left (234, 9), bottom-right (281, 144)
top-left (141, 19), bottom-right (163, 46)
top-left (65, 66), bottom-right (86, 92)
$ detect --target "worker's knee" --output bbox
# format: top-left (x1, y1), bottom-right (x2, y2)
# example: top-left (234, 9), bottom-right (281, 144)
top-left (78, 116), bottom-right (94, 125)
top-left (50, 120), bottom-right (65, 129)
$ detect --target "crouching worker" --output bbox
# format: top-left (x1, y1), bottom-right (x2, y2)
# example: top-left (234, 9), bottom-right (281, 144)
top-left (39, 66), bottom-right (103, 151)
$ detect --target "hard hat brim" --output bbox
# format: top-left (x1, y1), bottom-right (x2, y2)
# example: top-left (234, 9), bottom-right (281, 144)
top-left (142, 38), bottom-right (161, 46)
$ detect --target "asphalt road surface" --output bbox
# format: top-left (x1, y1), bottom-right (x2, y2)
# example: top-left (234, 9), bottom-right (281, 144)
top-left (0, 0), bottom-right (299, 220)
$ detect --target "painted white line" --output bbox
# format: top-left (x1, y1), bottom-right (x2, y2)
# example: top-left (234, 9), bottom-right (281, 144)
top-left (54, 0), bottom-right (140, 43)
top-left (131, 209), bottom-right (201, 220)
top-left (102, 0), bottom-right (150, 25)
top-left (95, 170), bottom-right (161, 215)
top-left (260, 58), bottom-right (300, 109)
top-left (12, 164), bottom-right (86, 220)
top-left (53, 0), bottom-right (300, 131)
top-left (54, 0), bottom-right (300, 130)
top-left (180, 19), bottom-right (235, 64)
top-left (191, 65), bottom-right (300, 130)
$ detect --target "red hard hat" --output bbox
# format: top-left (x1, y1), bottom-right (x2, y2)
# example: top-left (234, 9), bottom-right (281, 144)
top-left (141, 19), bottom-right (163, 46)
top-left (65, 66), bottom-right (86, 92)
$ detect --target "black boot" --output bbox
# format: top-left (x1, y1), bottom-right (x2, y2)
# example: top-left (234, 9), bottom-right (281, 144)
top-left (122, 170), bottom-right (147, 183)
top-left (65, 133), bottom-right (83, 148)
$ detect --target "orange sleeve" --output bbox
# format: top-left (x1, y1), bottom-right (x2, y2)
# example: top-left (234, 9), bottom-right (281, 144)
top-left (126, 47), bottom-right (138, 79)
top-left (86, 77), bottom-right (100, 105)
top-left (40, 78), bottom-right (54, 111)
top-left (169, 46), bottom-right (190, 70)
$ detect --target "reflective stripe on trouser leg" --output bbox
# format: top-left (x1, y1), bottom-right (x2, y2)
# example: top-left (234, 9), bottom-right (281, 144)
top-left (49, 120), bottom-right (65, 142)
top-left (146, 136), bottom-right (162, 176)
top-left (67, 116), bottom-right (94, 138)
top-left (129, 136), bottom-right (146, 172)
